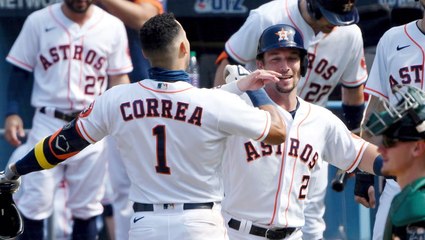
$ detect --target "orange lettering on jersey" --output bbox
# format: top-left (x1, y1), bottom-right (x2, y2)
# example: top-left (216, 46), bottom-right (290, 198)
top-left (119, 99), bottom-right (203, 126)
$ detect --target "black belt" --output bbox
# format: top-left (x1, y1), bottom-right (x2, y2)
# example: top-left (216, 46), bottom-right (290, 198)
top-left (39, 107), bottom-right (80, 122)
top-left (133, 202), bottom-right (214, 212)
top-left (228, 218), bottom-right (296, 240)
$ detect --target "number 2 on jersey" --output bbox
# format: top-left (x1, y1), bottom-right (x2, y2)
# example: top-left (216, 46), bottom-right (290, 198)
top-left (153, 125), bottom-right (171, 174)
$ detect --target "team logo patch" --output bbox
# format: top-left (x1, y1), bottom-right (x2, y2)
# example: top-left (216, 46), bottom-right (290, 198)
top-left (275, 28), bottom-right (293, 41)
top-left (79, 101), bottom-right (95, 118)
top-left (342, 0), bottom-right (354, 12)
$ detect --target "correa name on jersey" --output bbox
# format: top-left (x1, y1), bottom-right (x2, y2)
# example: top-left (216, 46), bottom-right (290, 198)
top-left (119, 98), bottom-right (203, 126)
top-left (40, 45), bottom-right (106, 71)
top-left (244, 138), bottom-right (318, 169)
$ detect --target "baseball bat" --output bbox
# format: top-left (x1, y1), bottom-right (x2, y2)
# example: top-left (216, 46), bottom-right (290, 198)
top-left (331, 169), bottom-right (348, 192)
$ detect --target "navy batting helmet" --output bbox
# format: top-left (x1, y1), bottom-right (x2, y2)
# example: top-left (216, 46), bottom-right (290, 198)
top-left (257, 24), bottom-right (308, 76)
top-left (307, 0), bottom-right (359, 26)
top-left (364, 85), bottom-right (425, 141)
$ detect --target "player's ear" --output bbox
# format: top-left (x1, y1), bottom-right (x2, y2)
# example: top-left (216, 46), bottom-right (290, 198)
top-left (413, 140), bottom-right (425, 157)
top-left (179, 41), bottom-right (188, 57)
top-left (256, 59), bottom-right (265, 69)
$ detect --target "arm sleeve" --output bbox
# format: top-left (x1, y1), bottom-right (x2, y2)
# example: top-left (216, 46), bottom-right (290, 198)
top-left (14, 119), bottom-right (91, 175)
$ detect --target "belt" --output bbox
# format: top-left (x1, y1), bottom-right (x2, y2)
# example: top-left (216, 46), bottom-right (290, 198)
top-left (133, 202), bottom-right (214, 212)
top-left (39, 107), bottom-right (80, 122)
top-left (228, 218), bottom-right (296, 240)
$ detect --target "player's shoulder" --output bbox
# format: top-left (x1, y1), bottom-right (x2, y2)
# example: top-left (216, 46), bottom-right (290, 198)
top-left (331, 24), bottom-right (362, 41)
top-left (250, 0), bottom-right (288, 21)
top-left (299, 98), bottom-right (341, 123)
top-left (390, 177), bottom-right (425, 227)
top-left (380, 21), bottom-right (414, 41)
top-left (25, 3), bottom-right (58, 20)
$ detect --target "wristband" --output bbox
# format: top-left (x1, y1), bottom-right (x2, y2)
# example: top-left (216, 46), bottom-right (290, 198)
top-left (217, 80), bottom-right (244, 96)
top-left (342, 103), bottom-right (365, 130)
top-left (373, 155), bottom-right (396, 180)
top-left (246, 88), bottom-right (273, 107)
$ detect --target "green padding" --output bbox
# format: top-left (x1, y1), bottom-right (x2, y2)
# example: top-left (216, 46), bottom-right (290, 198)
top-left (389, 178), bottom-right (425, 227)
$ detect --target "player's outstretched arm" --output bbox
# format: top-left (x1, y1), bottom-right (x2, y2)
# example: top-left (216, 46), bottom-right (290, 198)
top-left (5, 119), bottom-right (92, 179)
top-left (213, 59), bottom-right (229, 87)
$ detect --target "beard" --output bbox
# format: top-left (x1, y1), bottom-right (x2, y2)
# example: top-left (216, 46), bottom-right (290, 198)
top-left (65, 0), bottom-right (92, 13)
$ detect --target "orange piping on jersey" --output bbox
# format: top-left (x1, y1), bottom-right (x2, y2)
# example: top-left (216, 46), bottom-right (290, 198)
top-left (298, 44), bottom-right (318, 97)
top-left (283, 104), bottom-right (311, 227)
top-left (49, 5), bottom-right (75, 111)
top-left (341, 73), bottom-right (368, 85)
top-left (134, 0), bottom-right (164, 13)
top-left (404, 24), bottom-right (425, 89)
top-left (137, 81), bottom-right (194, 93)
top-left (269, 143), bottom-right (288, 225)
top-left (286, 0), bottom-right (304, 44)
top-left (254, 112), bottom-right (270, 141)
top-left (215, 51), bottom-right (228, 65)
top-left (6, 56), bottom-right (33, 71)
top-left (77, 121), bottom-right (97, 143)
top-left (345, 139), bottom-right (367, 172)
top-left (108, 65), bottom-right (134, 74)
top-left (225, 41), bottom-right (252, 63)
top-left (364, 87), bottom-right (388, 99)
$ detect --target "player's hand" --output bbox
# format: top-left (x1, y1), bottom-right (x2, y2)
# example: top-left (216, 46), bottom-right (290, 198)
top-left (237, 69), bottom-right (281, 92)
top-left (354, 171), bottom-right (376, 208)
top-left (4, 115), bottom-right (25, 147)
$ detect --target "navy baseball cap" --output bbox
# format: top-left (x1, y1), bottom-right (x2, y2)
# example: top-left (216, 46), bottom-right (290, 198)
top-left (317, 0), bottom-right (359, 26)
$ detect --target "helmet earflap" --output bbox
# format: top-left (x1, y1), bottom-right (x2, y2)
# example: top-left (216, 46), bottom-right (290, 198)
top-left (306, 0), bottom-right (322, 20)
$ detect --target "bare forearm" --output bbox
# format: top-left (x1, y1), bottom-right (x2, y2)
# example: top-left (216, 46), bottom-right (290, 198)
top-left (100, 0), bottom-right (160, 29)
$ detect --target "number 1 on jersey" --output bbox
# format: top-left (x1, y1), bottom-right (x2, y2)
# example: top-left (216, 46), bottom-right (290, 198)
top-left (153, 125), bottom-right (171, 174)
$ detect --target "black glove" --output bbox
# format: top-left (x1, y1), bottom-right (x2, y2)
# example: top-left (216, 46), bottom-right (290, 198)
top-left (354, 170), bottom-right (375, 202)
top-left (0, 182), bottom-right (23, 239)
top-left (0, 168), bottom-right (23, 239)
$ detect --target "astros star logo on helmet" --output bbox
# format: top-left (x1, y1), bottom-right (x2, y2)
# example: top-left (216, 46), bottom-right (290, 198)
top-left (275, 28), bottom-right (290, 41)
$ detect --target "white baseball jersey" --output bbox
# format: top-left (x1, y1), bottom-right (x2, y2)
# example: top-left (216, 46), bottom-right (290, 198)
top-left (76, 80), bottom-right (272, 203)
top-left (364, 20), bottom-right (424, 240)
top-left (5, 3), bottom-right (132, 223)
top-left (225, 0), bottom-right (324, 69)
top-left (298, 24), bottom-right (368, 106)
top-left (221, 97), bottom-right (368, 228)
top-left (6, 3), bottom-right (133, 111)
top-left (365, 21), bottom-right (425, 104)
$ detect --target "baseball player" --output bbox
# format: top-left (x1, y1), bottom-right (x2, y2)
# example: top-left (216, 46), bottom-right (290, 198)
top-left (0, 13), bottom-right (289, 240)
top-left (214, 0), bottom-right (365, 238)
top-left (3, 0), bottom-right (132, 238)
top-left (362, 85), bottom-right (425, 240)
top-left (355, 0), bottom-right (425, 238)
top-left (89, 0), bottom-right (165, 239)
top-left (219, 24), bottom-right (378, 240)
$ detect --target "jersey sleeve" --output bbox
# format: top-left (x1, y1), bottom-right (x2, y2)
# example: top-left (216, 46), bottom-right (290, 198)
top-left (225, 12), bottom-right (266, 64)
top-left (6, 14), bottom-right (39, 71)
top-left (323, 113), bottom-right (369, 172)
top-left (215, 90), bottom-right (271, 142)
top-left (76, 94), bottom-right (110, 143)
top-left (364, 33), bottom-right (390, 99)
top-left (340, 26), bottom-right (368, 87)
top-left (106, 19), bottom-right (133, 76)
